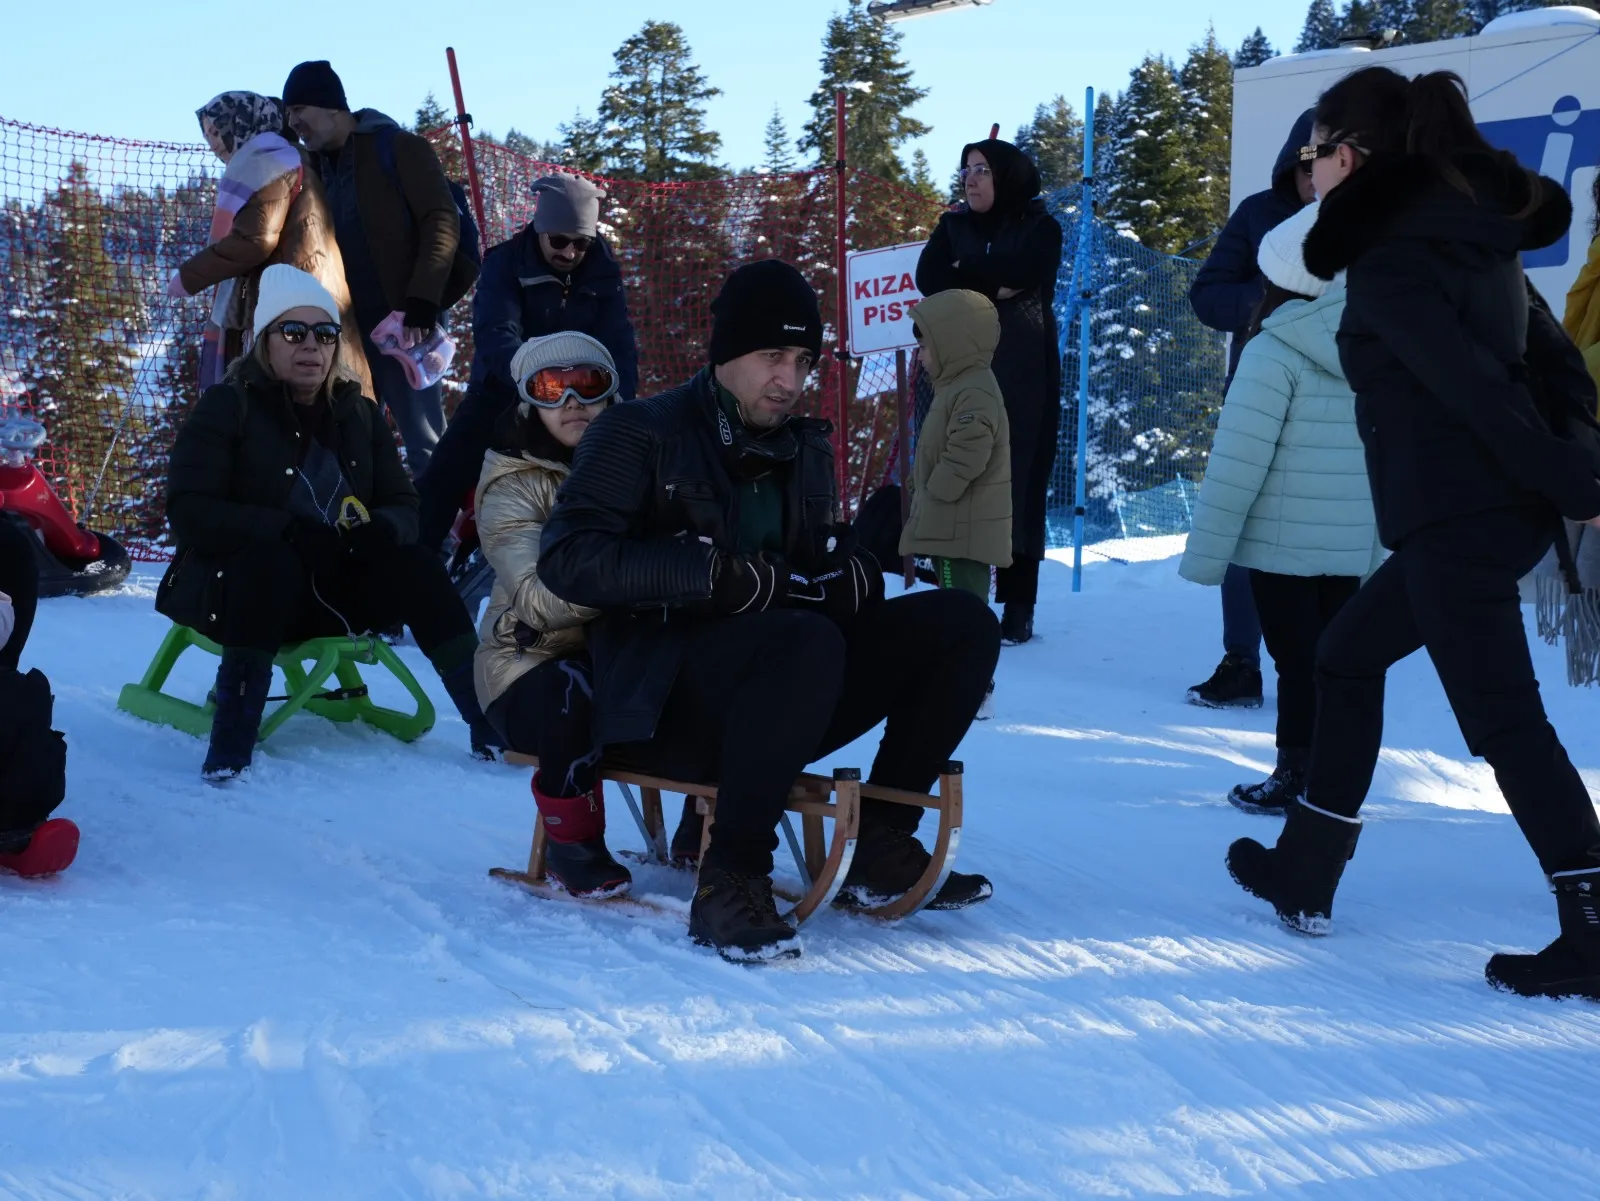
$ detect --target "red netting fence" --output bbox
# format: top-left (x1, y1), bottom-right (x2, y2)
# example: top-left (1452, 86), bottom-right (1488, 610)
top-left (0, 113), bottom-right (943, 562)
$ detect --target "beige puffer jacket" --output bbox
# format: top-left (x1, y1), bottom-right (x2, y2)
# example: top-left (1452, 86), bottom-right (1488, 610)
top-left (472, 449), bottom-right (599, 712)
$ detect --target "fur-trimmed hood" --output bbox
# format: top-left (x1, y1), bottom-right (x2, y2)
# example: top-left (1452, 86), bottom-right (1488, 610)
top-left (1304, 151), bottom-right (1571, 280)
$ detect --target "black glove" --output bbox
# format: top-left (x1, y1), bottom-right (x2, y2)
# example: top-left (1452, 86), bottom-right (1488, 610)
top-left (709, 553), bottom-right (787, 615)
top-left (789, 551), bottom-right (885, 620)
top-left (284, 518), bottom-right (343, 577)
top-left (342, 516), bottom-right (399, 562)
top-left (402, 296), bottom-right (440, 334)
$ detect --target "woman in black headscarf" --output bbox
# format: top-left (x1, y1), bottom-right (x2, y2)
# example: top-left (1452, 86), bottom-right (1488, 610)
top-left (917, 139), bottom-right (1064, 644)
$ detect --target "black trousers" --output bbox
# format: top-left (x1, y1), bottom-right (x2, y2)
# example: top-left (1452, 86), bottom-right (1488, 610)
top-left (995, 556), bottom-right (1041, 607)
top-left (0, 518), bottom-right (38, 671)
top-left (218, 537), bottom-right (474, 659)
top-left (612, 590), bottom-right (1001, 873)
top-left (486, 656), bottom-right (599, 798)
top-left (1307, 507), bottom-right (1599, 874)
top-left (416, 387), bottom-right (507, 554)
top-left (1249, 570), bottom-right (1360, 751)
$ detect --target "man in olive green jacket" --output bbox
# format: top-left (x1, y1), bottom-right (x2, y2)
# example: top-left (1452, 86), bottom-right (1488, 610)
top-left (899, 289), bottom-right (1012, 597)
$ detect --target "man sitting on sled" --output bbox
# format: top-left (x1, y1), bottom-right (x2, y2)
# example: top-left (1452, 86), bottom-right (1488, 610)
top-left (538, 259), bottom-right (1000, 963)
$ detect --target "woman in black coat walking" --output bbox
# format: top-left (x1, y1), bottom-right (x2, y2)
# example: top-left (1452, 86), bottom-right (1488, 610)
top-left (917, 139), bottom-right (1063, 644)
top-left (1226, 67), bottom-right (1600, 1001)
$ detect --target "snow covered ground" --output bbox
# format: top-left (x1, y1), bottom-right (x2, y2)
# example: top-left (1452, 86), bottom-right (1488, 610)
top-left (5, 548), bottom-right (1600, 1199)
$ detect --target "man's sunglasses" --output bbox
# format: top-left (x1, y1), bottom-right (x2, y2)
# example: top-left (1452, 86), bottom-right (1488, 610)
top-left (272, 320), bottom-right (341, 346)
top-left (546, 234), bottom-right (593, 252)
top-left (518, 364), bottom-right (618, 409)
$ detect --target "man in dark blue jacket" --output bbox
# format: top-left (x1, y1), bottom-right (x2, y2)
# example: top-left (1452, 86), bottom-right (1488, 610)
top-left (416, 174), bottom-right (640, 552)
top-left (1185, 109), bottom-right (1315, 709)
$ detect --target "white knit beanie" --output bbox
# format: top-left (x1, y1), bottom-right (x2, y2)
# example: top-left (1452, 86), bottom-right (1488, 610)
top-left (253, 264), bottom-right (340, 340)
top-left (510, 331), bottom-right (618, 410)
top-left (1257, 201), bottom-right (1327, 300)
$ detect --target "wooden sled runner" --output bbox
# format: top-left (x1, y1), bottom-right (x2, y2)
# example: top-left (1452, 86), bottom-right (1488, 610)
top-left (490, 756), bottom-right (965, 924)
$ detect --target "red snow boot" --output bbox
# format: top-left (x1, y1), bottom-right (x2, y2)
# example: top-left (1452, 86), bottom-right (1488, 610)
top-left (532, 774), bottom-right (631, 899)
top-left (0, 818), bottom-right (79, 878)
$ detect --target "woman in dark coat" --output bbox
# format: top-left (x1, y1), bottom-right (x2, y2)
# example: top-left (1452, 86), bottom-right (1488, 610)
top-left (158, 265), bottom-right (497, 780)
top-left (1225, 67), bottom-right (1600, 1001)
top-left (917, 139), bottom-right (1063, 644)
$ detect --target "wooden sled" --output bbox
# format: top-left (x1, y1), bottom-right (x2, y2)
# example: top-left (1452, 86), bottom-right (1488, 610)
top-left (491, 755), bottom-right (965, 924)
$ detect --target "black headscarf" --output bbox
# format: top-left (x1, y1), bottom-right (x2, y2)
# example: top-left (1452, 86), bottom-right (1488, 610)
top-left (958, 138), bottom-right (1042, 231)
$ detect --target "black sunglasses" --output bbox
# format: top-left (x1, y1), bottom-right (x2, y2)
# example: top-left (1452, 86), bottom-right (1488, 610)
top-left (546, 234), bottom-right (592, 252)
top-left (273, 320), bottom-right (341, 347)
top-left (1297, 139), bottom-right (1367, 165)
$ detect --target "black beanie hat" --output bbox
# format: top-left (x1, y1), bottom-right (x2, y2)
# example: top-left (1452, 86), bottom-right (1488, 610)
top-left (283, 61), bottom-right (349, 112)
top-left (708, 259), bottom-right (823, 366)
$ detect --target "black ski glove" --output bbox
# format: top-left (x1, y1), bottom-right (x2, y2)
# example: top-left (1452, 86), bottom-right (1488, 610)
top-left (710, 553), bottom-right (787, 615)
top-left (284, 518), bottom-right (343, 577)
top-left (789, 550), bottom-right (885, 620)
top-left (342, 516), bottom-right (399, 563)
top-left (403, 296), bottom-right (440, 335)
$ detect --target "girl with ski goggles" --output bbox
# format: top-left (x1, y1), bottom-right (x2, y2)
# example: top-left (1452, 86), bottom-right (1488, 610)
top-left (517, 363), bottom-right (619, 409)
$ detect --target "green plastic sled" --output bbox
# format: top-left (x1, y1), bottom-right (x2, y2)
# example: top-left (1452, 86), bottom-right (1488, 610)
top-left (117, 624), bottom-right (436, 744)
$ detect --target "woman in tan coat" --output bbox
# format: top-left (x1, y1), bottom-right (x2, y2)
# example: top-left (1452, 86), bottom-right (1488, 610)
top-left (899, 288), bottom-right (1012, 598)
top-left (473, 331), bottom-right (627, 898)
top-left (172, 92), bottom-right (371, 396)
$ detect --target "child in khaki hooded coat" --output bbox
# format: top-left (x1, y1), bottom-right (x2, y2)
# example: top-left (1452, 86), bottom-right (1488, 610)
top-left (900, 289), bottom-right (1012, 598)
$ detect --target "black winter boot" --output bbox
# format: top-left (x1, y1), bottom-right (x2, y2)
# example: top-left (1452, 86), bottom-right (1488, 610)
top-left (670, 796), bottom-right (704, 868)
top-left (1187, 654), bottom-right (1264, 709)
top-left (202, 648), bottom-right (272, 783)
top-left (836, 826), bottom-right (993, 911)
top-left (1229, 748), bottom-right (1308, 816)
top-left (689, 866), bottom-right (801, 963)
top-left (439, 662), bottom-right (503, 760)
top-left (1486, 864), bottom-right (1600, 1000)
top-left (1000, 603), bottom-right (1034, 646)
top-left (545, 838), bottom-right (633, 900)
top-left (1227, 797), bottom-right (1361, 934)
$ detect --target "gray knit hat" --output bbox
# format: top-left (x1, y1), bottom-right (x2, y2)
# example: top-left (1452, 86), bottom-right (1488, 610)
top-left (510, 332), bottom-right (618, 411)
top-left (531, 174), bottom-right (606, 238)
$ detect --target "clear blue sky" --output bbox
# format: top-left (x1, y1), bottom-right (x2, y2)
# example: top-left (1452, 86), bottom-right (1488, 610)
top-left (4, 0), bottom-right (1302, 172)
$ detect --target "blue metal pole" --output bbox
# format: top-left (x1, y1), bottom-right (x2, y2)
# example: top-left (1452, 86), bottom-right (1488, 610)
top-left (1071, 88), bottom-right (1095, 593)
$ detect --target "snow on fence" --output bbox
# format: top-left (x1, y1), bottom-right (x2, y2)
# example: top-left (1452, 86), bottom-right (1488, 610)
top-left (0, 115), bottom-right (1223, 561)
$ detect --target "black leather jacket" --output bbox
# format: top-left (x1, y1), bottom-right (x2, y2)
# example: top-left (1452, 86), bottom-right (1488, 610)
top-left (539, 368), bottom-right (836, 745)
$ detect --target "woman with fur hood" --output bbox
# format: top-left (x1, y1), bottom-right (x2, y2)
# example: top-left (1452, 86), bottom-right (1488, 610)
top-left (473, 332), bottom-right (629, 899)
top-left (1225, 67), bottom-right (1600, 1002)
top-left (1181, 200), bottom-right (1380, 817)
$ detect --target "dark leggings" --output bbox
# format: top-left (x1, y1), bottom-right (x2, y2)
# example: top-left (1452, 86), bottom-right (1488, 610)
top-left (0, 517), bottom-right (39, 670)
top-left (1308, 507), bottom-right (1599, 874)
top-left (218, 537), bottom-right (473, 659)
top-left (1249, 570), bottom-right (1360, 751)
top-left (485, 656), bottom-right (600, 798)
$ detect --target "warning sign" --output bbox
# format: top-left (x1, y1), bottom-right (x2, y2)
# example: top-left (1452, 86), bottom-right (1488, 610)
top-left (845, 240), bottom-right (927, 357)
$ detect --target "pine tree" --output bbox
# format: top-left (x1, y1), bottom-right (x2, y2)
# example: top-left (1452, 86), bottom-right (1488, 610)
top-left (1407, 0), bottom-right (1477, 39)
top-left (763, 107), bottom-right (796, 174)
top-left (1103, 56), bottom-right (1201, 253)
top-left (1234, 28), bottom-right (1278, 67)
top-left (28, 161), bottom-right (142, 518)
top-left (1297, 0), bottom-right (1343, 49)
top-left (1341, 0), bottom-right (1379, 36)
top-left (1180, 30), bottom-right (1235, 253)
top-left (595, 21), bottom-right (723, 181)
top-left (413, 92), bottom-right (453, 135)
top-left (559, 110), bottom-right (606, 174)
top-left (799, 0), bottom-right (931, 183)
top-left (909, 148), bottom-right (943, 205)
top-left (503, 129), bottom-right (563, 163)
top-left (1015, 96), bottom-right (1084, 194)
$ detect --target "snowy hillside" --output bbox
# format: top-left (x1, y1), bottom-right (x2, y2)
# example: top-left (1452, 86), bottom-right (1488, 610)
top-left (5, 549), bottom-right (1600, 1199)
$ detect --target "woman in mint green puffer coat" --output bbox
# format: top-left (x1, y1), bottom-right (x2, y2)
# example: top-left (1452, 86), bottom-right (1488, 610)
top-left (1180, 201), bottom-right (1382, 815)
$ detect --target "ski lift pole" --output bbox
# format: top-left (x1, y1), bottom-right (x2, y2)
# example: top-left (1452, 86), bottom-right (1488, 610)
top-left (1071, 87), bottom-right (1095, 594)
top-left (446, 47), bottom-right (489, 238)
top-left (833, 89), bottom-right (850, 505)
